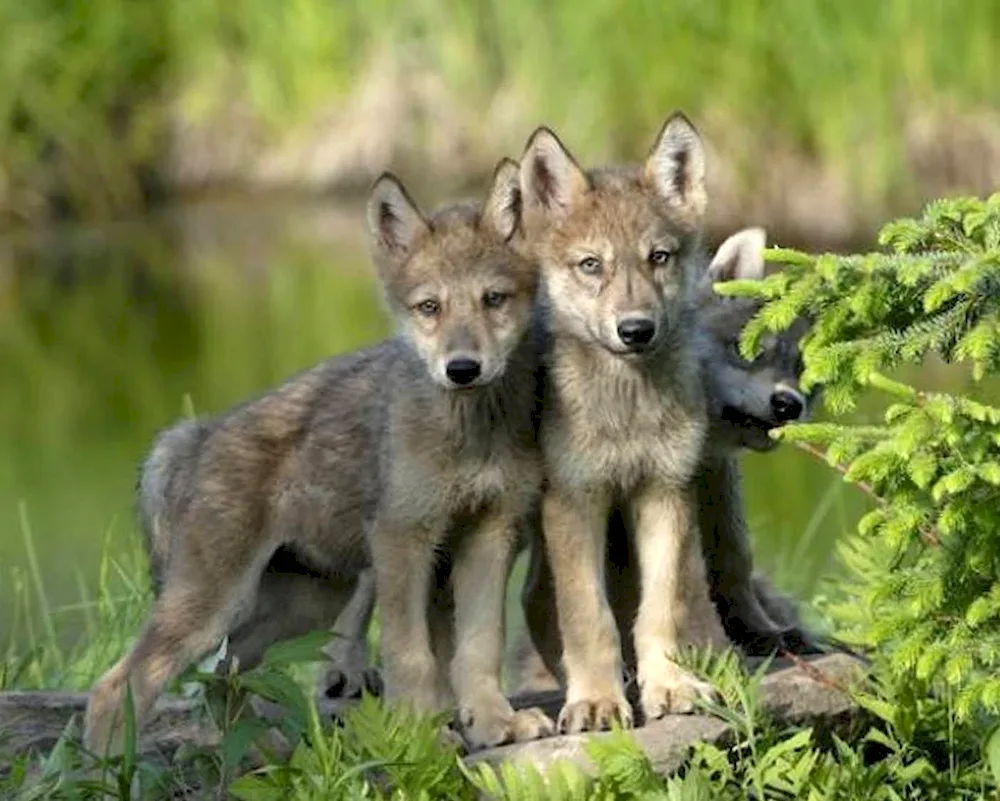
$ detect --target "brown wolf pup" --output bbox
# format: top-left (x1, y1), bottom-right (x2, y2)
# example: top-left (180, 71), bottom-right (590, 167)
top-left (84, 161), bottom-right (552, 755)
top-left (514, 227), bottom-right (820, 695)
top-left (519, 113), bottom-right (727, 734)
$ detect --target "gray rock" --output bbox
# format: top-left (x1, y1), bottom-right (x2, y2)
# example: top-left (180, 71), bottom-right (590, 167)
top-left (469, 652), bottom-right (866, 775)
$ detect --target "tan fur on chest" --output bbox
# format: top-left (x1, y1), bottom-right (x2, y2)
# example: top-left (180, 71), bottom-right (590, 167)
top-left (544, 345), bottom-right (706, 492)
top-left (383, 399), bottom-right (542, 525)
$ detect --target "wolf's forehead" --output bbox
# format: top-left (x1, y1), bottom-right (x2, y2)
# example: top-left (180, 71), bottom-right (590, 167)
top-left (405, 235), bottom-right (528, 289)
top-left (699, 298), bottom-right (758, 338)
top-left (561, 180), bottom-right (691, 247)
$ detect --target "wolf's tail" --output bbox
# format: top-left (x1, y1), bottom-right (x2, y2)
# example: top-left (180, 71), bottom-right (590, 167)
top-left (136, 419), bottom-right (208, 595)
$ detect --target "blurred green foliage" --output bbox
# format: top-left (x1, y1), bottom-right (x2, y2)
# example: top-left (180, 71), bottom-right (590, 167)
top-left (2, 0), bottom-right (998, 220)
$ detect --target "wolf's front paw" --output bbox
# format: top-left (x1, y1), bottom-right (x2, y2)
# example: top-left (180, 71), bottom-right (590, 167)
top-left (511, 706), bottom-right (555, 741)
top-left (640, 663), bottom-right (717, 720)
top-left (457, 698), bottom-right (555, 749)
top-left (320, 665), bottom-right (383, 699)
top-left (557, 695), bottom-right (633, 734)
top-left (457, 700), bottom-right (518, 750)
top-left (778, 627), bottom-right (826, 655)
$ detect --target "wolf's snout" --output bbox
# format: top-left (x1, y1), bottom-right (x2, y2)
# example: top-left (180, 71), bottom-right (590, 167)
top-left (770, 389), bottom-right (804, 422)
top-left (616, 317), bottom-right (657, 348)
top-left (445, 358), bottom-right (482, 386)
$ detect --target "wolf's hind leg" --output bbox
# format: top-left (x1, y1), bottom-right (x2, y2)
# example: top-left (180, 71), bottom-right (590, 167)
top-left (320, 569), bottom-right (383, 698)
top-left (85, 537), bottom-right (273, 756)
top-left (225, 571), bottom-right (348, 672)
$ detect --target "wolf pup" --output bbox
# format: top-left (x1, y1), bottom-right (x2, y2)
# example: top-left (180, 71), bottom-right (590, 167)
top-left (514, 227), bottom-right (820, 695)
top-left (315, 233), bottom-right (819, 699)
top-left (691, 227), bottom-right (818, 655)
top-left (519, 114), bottom-right (727, 734)
top-left (84, 161), bottom-right (552, 755)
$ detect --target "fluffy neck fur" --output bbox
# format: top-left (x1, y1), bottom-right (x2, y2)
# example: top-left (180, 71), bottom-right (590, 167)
top-left (391, 332), bottom-right (541, 456)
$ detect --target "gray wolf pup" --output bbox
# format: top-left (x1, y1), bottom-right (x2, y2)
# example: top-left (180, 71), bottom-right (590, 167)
top-left (519, 113), bottom-right (726, 734)
top-left (84, 161), bottom-right (552, 754)
top-left (515, 227), bottom-right (820, 694)
top-left (690, 228), bottom-right (818, 654)
top-left (236, 233), bottom-right (821, 704)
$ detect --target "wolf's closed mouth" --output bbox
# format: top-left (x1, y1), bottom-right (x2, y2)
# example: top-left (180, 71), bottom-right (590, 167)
top-left (721, 405), bottom-right (775, 431)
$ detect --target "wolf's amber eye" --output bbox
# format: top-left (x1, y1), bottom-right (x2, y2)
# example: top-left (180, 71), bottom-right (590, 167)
top-left (415, 299), bottom-right (440, 317)
top-left (578, 256), bottom-right (602, 276)
top-left (649, 249), bottom-right (673, 266)
top-left (483, 291), bottom-right (508, 309)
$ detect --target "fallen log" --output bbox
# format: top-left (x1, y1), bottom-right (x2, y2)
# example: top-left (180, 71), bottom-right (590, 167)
top-left (0, 653), bottom-right (866, 776)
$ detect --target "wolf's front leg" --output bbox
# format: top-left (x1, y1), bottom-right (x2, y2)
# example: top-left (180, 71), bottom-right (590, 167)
top-left (630, 482), bottom-right (726, 721)
top-left (450, 511), bottom-right (553, 749)
top-left (697, 457), bottom-right (789, 655)
top-left (544, 486), bottom-right (632, 733)
top-left (370, 520), bottom-right (443, 714)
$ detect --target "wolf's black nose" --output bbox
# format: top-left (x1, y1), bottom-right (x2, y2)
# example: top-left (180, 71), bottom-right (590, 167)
top-left (770, 390), bottom-right (804, 422)
top-left (617, 317), bottom-right (657, 347)
top-left (446, 358), bottom-right (482, 386)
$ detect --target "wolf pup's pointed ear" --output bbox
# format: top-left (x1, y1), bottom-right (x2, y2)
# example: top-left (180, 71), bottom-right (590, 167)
top-left (367, 173), bottom-right (431, 267)
top-left (482, 158), bottom-right (522, 242)
top-left (645, 111), bottom-right (707, 223)
top-left (519, 127), bottom-right (589, 226)
top-left (706, 227), bottom-right (767, 285)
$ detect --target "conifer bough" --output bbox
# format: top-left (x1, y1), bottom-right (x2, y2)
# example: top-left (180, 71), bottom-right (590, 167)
top-left (717, 193), bottom-right (1000, 721)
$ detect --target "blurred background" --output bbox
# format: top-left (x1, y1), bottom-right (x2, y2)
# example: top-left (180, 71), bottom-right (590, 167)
top-left (1, 0), bottom-right (998, 682)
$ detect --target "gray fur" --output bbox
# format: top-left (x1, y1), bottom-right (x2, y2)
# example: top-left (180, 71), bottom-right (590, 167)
top-left (84, 163), bottom-right (554, 755)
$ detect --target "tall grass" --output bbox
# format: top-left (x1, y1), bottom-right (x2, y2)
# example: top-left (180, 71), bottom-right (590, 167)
top-left (1, 509), bottom-right (149, 691)
top-left (2, 0), bottom-right (998, 221)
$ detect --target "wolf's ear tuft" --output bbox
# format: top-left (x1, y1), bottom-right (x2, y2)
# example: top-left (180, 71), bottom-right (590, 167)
top-left (645, 111), bottom-right (707, 222)
top-left (482, 158), bottom-right (522, 241)
top-left (706, 227), bottom-right (767, 285)
top-left (519, 127), bottom-right (589, 224)
top-left (366, 174), bottom-right (430, 265)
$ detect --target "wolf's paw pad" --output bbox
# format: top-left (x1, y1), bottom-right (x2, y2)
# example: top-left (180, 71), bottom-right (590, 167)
top-left (557, 696), bottom-right (633, 734)
top-left (640, 672), bottom-right (717, 719)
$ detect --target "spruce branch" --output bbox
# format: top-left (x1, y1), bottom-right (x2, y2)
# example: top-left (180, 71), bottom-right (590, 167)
top-left (794, 441), bottom-right (942, 547)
